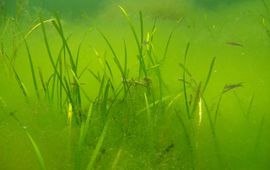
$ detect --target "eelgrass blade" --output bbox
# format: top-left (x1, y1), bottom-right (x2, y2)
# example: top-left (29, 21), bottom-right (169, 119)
top-left (51, 18), bottom-right (82, 111)
top-left (122, 40), bottom-right (130, 96)
top-left (40, 17), bottom-right (71, 102)
top-left (25, 131), bottom-right (47, 170)
top-left (111, 148), bottom-right (122, 170)
top-left (71, 70), bottom-right (92, 103)
top-left (63, 77), bottom-right (73, 107)
top-left (78, 63), bottom-right (90, 79)
top-left (76, 103), bottom-right (93, 170)
top-left (161, 30), bottom-right (174, 62)
top-left (10, 113), bottom-right (47, 170)
top-left (118, 6), bottom-right (147, 78)
top-left (123, 40), bottom-right (128, 78)
top-left (146, 18), bottom-right (157, 64)
top-left (191, 82), bottom-right (202, 117)
top-left (84, 104), bottom-right (94, 141)
top-left (253, 113), bottom-right (266, 158)
top-left (75, 42), bottom-right (83, 72)
top-left (86, 117), bottom-right (109, 170)
top-left (2, 48), bottom-right (28, 98)
top-left (98, 31), bottom-right (125, 79)
top-left (24, 19), bottom-right (55, 39)
top-left (51, 14), bottom-right (77, 73)
top-left (9, 60), bottom-right (28, 98)
top-left (174, 109), bottom-right (194, 169)
top-left (166, 93), bottom-right (182, 110)
top-left (101, 80), bottom-right (111, 118)
top-left (105, 60), bottom-right (114, 79)
top-left (214, 94), bottom-right (223, 125)
top-left (86, 83), bottom-right (122, 170)
top-left (262, 0), bottom-right (270, 18)
top-left (137, 95), bottom-right (171, 115)
top-left (144, 92), bottom-right (151, 123)
top-left (214, 83), bottom-right (243, 124)
top-left (183, 42), bottom-right (191, 119)
top-left (97, 75), bottom-right (106, 101)
top-left (139, 11), bottom-right (144, 48)
top-left (179, 63), bottom-right (192, 77)
top-left (14, 68), bottom-right (28, 98)
top-left (40, 72), bottom-right (53, 100)
top-left (24, 38), bottom-right (39, 98)
top-left (200, 96), bottom-right (215, 136)
top-left (88, 69), bottom-right (101, 83)
top-left (138, 11), bottom-right (147, 78)
top-left (201, 57), bottom-right (216, 94)
top-left (246, 94), bottom-right (255, 120)
top-left (38, 67), bottom-right (47, 95)
top-left (46, 73), bottom-right (57, 101)
top-left (200, 96), bottom-right (224, 169)
top-left (160, 17), bottom-right (183, 63)
top-left (118, 6), bottom-right (140, 51)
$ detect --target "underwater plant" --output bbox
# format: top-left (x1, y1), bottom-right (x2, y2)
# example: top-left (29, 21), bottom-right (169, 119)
top-left (0, 2), bottom-right (268, 170)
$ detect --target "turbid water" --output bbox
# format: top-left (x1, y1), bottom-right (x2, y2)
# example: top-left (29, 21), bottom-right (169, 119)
top-left (0, 0), bottom-right (270, 169)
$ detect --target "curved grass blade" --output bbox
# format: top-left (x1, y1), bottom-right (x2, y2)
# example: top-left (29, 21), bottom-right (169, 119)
top-left (24, 19), bottom-right (55, 39)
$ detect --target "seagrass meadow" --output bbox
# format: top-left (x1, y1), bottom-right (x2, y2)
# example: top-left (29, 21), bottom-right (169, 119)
top-left (0, 0), bottom-right (270, 169)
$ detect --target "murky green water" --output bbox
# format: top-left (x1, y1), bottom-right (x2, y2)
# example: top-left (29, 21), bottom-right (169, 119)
top-left (0, 0), bottom-right (270, 169)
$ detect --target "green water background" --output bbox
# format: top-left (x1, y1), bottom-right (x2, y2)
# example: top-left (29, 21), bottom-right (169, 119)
top-left (0, 0), bottom-right (270, 169)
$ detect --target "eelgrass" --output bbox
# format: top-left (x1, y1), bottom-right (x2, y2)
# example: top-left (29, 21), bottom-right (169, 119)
top-left (119, 6), bottom-right (147, 78)
top-left (76, 103), bottom-right (94, 170)
top-left (111, 148), bottom-right (123, 170)
top-left (6, 53), bottom-right (29, 99)
top-left (253, 113), bottom-right (266, 160)
top-left (214, 82), bottom-right (243, 125)
top-left (144, 92), bottom-right (151, 124)
top-left (98, 30), bottom-right (126, 81)
top-left (174, 109), bottom-right (195, 169)
top-left (86, 80), bottom-right (122, 170)
top-left (246, 94), bottom-right (255, 120)
top-left (1, 7), bottom-right (263, 170)
top-left (24, 38), bottom-right (39, 99)
top-left (10, 112), bottom-right (47, 170)
top-left (39, 15), bottom-right (85, 123)
top-left (178, 50), bottom-right (226, 169)
top-left (182, 42), bottom-right (191, 119)
top-left (201, 57), bottom-right (216, 94)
